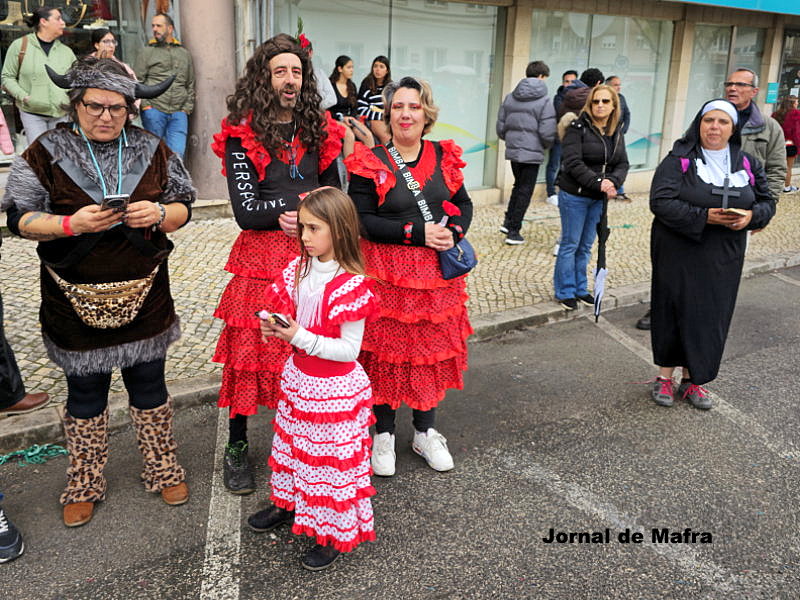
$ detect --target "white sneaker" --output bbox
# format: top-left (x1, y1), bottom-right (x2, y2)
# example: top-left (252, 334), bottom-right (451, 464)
top-left (371, 432), bottom-right (396, 476)
top-left (784, 185), bottom-right (798, 193)
top-left (412, 428), bottom-right (454, 472)
top-left (546, 194), bottom-right (559, 207)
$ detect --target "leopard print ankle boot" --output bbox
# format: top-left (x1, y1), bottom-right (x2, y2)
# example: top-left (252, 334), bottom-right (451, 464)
top-left (129, 397), bottom-right (186, 492)
top-left (59, 406), bottom-right (109, 505)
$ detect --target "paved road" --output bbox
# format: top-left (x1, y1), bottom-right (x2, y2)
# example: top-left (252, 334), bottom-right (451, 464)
top-left (2, 267), bottom-right (799, 599)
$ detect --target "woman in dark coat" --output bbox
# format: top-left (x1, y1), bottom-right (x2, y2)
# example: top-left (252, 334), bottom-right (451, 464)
top-left (554, 84), bottom-right (628, 310)
top-left (649, 99), bottom-right (776, 409)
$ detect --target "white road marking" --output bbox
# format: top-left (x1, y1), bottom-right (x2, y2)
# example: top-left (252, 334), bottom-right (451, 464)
top-left (593, 315), bottom-right (800, 463)
top-left (199, 410), bottom-right (241, 600)
top-left (771, 272), bottom-right (800, 288)
top-left (496, 454), bottom-right (741, 593)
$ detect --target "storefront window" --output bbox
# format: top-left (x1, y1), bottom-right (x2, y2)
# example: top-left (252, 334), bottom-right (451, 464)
top-left (779, 29), bottom-right (800, 99)
top-left (274, 0), bottom-right (505, 188)
top-left (686, 24), bottom-right (765, 127)
top-left (530, 11), bottom-right (673, 171)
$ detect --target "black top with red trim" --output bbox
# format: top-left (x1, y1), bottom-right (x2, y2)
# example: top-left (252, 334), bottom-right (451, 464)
top-left (346, 139), bottom-right (473, 246)
top-left (212, 114), bottom-right (345, 231)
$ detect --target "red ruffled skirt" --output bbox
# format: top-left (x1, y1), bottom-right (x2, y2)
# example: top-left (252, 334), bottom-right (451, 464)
top-left (360, 240), bottom-right (472, 411)
top-left (213, 230), bottom-right (299, 416)
top-left (269, 355), bottom-right (376, 552)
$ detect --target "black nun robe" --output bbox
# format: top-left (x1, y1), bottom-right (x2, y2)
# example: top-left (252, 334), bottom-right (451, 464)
top-left (649, 100), bottom-right (776, 385)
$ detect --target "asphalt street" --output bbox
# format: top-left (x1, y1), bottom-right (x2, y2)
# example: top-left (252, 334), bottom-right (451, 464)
top-left (1, 267), bottom-right (800, 600)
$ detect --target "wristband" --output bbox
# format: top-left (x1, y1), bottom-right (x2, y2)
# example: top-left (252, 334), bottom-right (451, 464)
top-left (61, 215), bottom-right (77, 237)
top-left (152, 202), bottom-right (166, 231)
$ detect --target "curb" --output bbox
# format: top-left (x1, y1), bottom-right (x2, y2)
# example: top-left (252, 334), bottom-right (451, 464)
top-left (1, 251), bottom-right (799, 454)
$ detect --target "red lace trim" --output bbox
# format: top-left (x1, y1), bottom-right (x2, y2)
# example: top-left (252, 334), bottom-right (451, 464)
top-left (344, 143), bottom-right (396, 205)
top-left (269, 484), bottom-right (376, 514)
top-left (211, 115), bottom-right (272, 181)
top-left (272, 424), bottom-right (372, 472)
top-left (439, 139), bottom-right (466, 195)
top-left (288, 394), bottom-right (374, 424)
top-left (319, 113), bottom-right (346, 172)
top-left (290, 523), bottom-right (376, 553)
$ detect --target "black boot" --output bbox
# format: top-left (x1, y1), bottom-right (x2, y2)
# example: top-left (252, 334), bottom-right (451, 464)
top-left (301, 544), bottom-right (341, 571)
top-left (635, 309), bottom-right (651, 331)
top-left (223, 441), bottom-right (255, 495)
top-left (247, 504), bottom-right (293, 532)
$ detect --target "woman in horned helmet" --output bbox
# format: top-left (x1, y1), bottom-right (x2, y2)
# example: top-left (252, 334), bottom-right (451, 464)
top-left (1, 56), bottom-right (195, 527)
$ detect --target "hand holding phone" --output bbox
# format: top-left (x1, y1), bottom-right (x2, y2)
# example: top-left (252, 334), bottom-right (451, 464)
top-left (256, 310), bottom-right (291, 328)
top-left (100, 194), bottom-right (130, 213)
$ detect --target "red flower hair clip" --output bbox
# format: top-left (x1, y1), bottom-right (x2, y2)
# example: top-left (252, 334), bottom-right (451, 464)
top-left (298, 34), bottom-right (311, 49)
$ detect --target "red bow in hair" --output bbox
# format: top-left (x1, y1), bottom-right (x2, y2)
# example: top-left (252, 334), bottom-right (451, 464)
top-left (298, 34), bottom-right (311, 49)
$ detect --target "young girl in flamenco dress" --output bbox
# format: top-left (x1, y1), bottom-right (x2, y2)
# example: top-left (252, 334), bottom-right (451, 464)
top-left (247, 186), bottom-right (379, 571)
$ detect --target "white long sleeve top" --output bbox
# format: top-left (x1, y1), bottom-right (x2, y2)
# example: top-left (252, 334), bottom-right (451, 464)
top-left (289, 257), bottom-right (365, 362)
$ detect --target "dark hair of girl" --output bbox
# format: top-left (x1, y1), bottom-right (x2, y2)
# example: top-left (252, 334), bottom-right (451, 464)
top-left (24, 6), bottom-right (58, 30)
top-left (329, 55), bottom-right (356, 109)
top-left (360, 55), bottom-right (391, 95)
top-left (90, 28), bottom-right (112, 46)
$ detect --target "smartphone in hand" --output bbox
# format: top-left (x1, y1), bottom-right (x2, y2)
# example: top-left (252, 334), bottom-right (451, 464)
top-left (255, 310), bottom-right (291, 328)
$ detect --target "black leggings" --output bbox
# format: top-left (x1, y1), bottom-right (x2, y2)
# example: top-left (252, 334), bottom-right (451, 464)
top-left (66, 359), bottom-right (168, 419)
top-left (373, 404), bottom-right (436, 435)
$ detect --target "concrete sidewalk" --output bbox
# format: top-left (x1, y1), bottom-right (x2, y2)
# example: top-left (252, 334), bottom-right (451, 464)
top-left (1, 191), bottom-right (799, 452)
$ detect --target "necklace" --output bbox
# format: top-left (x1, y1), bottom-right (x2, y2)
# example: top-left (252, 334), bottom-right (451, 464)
top-left (283, 121), bottom-right (303, 180)
top-left (78, 126), bottom-right (124, 197)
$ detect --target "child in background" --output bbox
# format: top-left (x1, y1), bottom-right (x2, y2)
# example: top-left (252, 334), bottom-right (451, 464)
top-left (248, 186), bottom-right (378, 571)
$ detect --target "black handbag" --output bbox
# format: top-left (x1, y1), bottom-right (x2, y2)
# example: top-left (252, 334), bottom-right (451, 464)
top-left (384, 142), bottom-right (477, 280)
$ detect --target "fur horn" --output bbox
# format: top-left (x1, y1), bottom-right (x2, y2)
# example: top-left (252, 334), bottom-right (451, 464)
top-left (134, 75), bottom-right (175, 99)
top-left (45, 65), bottom-right (72, 89)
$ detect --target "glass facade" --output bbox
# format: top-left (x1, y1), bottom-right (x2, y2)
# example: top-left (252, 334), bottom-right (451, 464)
top-left (274, 0), bottom-right (505, 188)
top-left (686, 24), bottom-right (765, 127)
top-left (779, 29), bottom-right (800, 99)
top-left (530, 11), bottom-right (673, 171)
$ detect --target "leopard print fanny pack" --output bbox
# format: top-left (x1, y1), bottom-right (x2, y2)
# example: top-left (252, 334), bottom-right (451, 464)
top-left (46, 265), bottom-right (160, 329)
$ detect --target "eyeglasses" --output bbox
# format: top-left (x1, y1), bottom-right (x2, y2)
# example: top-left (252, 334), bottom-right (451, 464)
top-left (100, 39), bottom-right (118, 46)
top-left (591, 98), bottom-right (612, 105)
top-left (81, 101), bottom-right (128, 118)
top-left (723, 81), bottom-right (755, 88)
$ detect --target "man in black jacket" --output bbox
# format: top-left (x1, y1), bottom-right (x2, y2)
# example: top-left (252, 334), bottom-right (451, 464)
top-left (546, 70), bottom-right (578, 206)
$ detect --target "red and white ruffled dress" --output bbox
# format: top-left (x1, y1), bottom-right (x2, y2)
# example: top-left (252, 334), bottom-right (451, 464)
top-left (267, 257), bottom-right (379, 552)
top-left (210, 115), bottom-right (343, 416)
top-left (345, 140), bottom-right (473, 411)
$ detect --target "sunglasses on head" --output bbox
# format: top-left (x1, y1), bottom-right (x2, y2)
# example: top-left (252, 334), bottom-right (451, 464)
top-left (592, 98), bottom-right (612, 105)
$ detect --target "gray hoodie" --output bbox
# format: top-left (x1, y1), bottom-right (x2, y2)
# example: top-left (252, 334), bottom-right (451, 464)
top-left (496, 77), bottom-right (556, 164)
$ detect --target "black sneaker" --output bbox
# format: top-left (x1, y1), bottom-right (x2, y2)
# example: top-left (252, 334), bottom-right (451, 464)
top-left (505, 232), bottom-right (525, 245)
top-left (0, 506), bottom-right (24, 563)
top-left (301, 544), bottom-right (341, 571)
top-left (223, 441), bottom-right (255, 495)
top-left (247, 505), bottom-right (294, 532)
top-left (616, 193), bottom-right (632, 202)
top-left (577, 294), bottom-right (595, 306)
top-left (635, 310), bottom-right (651, 331)
top-left (559, 298), bottom-right (578, 310)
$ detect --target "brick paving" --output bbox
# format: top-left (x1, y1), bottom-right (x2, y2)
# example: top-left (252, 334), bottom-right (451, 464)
top-left (1, 191), bottom-right (799, 403)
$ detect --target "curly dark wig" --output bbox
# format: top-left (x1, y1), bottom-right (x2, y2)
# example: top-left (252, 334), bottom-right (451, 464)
top-left (225, 33), bottom-right (326, 154)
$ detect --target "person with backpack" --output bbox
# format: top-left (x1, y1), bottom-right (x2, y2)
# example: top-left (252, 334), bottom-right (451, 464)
top-left (647, 99), bottom-right (775, 410)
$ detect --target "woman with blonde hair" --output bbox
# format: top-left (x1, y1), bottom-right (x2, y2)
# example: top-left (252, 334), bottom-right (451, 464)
top-left (553, 84), bottom-right (628, 310)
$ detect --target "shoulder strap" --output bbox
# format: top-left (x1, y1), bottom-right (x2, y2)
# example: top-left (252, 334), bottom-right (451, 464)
top-left (384, 140), bottom-right (434, 223)
top-left (18, 35), bottom-right (28, 68)
top-left (680, 157), bottom-right (690, 174)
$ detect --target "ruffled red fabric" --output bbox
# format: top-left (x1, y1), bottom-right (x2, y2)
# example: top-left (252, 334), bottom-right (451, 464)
top-left (288, 521), bottom-right (376, 554)
top-left (358, 241), bottom-right (471, 411)
top-left (319, 113), bottom-right (346, 173)
top-left (269, 484), bottom-right (376, 514)
top-left (216, 367), bottom-right (282, 414)
top-left (287, 394), bottom-right (374, 425)
top-left (272, 422), bottom-right (372, 472)
top-left (344, 143), bottom-right (396, 205)
top-left (225, 230), bottom-right (299, 279)
top-left (211, 115), bottom-right (272, 180)
top-left (362, 240), bottom-right (449, 288)
top-left (439, 139), bottom-right (466, 195)
top-left (325, 282), bottom-right (379, 327)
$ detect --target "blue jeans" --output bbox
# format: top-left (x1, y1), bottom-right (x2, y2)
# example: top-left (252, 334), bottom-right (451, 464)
top-left (141, 108), bottom-right (188, 158)
top-left (553, 190), bottom-right (604, 300)
top-left (545, 141), bottom-right (562, 197)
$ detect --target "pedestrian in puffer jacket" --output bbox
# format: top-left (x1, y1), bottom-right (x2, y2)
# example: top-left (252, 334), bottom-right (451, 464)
top-left (495, 60), bottom-right (556, 245)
